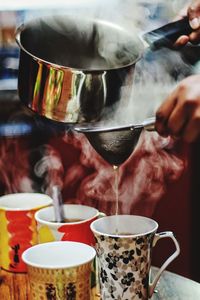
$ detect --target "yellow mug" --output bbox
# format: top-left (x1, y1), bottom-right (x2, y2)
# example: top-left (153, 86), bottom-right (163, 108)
top-left (0, 193), bottom-right (52, 272)
top-left (22, 241), bottom-right (96, 300)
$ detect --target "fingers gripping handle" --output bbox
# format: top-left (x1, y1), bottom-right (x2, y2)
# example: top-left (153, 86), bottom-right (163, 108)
top-left (149, 231), bottom-right (180, 298)
top-left (143, 17), bottom-right (193, 50)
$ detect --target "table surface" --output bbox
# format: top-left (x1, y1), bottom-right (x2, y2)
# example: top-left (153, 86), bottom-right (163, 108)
top-left (1, 267), bottom-right (200, 300)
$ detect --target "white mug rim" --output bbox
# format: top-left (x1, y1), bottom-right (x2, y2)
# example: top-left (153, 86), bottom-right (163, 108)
top-left (0, 193), bottom-right (52, 211)
top-left (22, 241), bottom-right (96, 269)
top-left (35, 204), bottom-right (100, 226)
top-left (90, 215), bottom-right (159, 238)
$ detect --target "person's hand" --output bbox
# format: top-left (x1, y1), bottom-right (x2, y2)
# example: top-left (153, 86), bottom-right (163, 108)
top-left (155, 74), bottom-right (200, 143)
top-left (175, 0), bottom-right (200, 47)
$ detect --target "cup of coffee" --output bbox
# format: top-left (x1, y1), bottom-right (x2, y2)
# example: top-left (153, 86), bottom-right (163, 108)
top-left (35, 204), bottom-right (104, 246)
top-left (0, 193), bottom-right (52, 272)
top-left (91, 215), bottom-right (180, 300)
top-left (22, 241), bottom-right (96, 300)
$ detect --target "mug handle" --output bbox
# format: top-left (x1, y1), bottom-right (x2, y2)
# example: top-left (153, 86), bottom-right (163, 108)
top-left (149, 231), bottom-right (180, 297)
top-left (98, 212), bottom-right (106, 218)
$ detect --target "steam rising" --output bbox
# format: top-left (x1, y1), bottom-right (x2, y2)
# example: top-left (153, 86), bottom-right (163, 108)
top-left (62, 132), bottom-right (186, 216)
top-left (0, 0), bottom-right (193, 217)
top-left (20, 0), bottom-right (192, 125)
top-left (23, 9), bottom-right (142, 69)
top-left (112, 47), bottom-right (193, 126)
top-left (34, 144), bottom-right (64, 195)
top-left (35, 0), bottom-right (192, 125)
top-left (58, 0), bottom-right (191, 216)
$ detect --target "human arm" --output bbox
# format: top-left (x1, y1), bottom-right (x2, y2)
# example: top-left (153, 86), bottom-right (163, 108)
top-left (155, 74), bottom-right (200, 143)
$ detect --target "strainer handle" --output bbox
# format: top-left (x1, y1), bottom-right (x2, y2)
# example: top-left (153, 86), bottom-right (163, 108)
top-left (142, 117), bottom-right (155, 131)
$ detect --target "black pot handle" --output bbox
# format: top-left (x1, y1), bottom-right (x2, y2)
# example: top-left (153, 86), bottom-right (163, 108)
top-left (143, 17), bottom-right (193, 50)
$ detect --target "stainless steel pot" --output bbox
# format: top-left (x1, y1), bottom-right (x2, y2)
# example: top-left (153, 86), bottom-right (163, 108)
top-left (16, 14), bottom-right (192, 125)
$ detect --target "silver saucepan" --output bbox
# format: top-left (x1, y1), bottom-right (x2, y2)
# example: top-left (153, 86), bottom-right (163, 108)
top-left (16, 14), bottom-right (192, 125)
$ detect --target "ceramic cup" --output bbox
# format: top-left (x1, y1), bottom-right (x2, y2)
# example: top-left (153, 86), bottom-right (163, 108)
top-left (0, 193), bottom-right (52, 272)
top-left (22, 241), bottom-right (96, 300)
top-left (35, 204), bottom-right (105, 289)
top-left (91, 215), bottom-right (180, 300)
top-left (35, 204), bottom-right (104, 246)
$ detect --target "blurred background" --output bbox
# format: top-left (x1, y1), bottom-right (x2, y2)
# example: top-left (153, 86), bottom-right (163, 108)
top-left (0, 0), bottom-right (200, 283)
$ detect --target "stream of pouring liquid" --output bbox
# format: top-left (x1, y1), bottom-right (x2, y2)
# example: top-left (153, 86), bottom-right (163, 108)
top-left (113, 165), bottom-right (120, 234)
top-left (84, 129), bottom-right (142, 234)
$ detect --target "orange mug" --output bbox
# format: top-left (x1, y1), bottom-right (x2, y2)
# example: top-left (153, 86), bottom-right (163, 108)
top-left (35, 204), bottom-right (104, 246)
top-left (0, 193), bottom-right (52, 273)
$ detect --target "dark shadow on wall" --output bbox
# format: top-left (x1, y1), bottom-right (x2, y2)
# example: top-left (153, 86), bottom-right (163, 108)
top-left (190, 140), bottom-right (200, 283)
top-left (152, 143), bottom-right (193, 280)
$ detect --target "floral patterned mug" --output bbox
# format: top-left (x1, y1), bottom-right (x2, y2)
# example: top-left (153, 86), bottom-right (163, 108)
top-left (91, 215), bottom-right (180, 300)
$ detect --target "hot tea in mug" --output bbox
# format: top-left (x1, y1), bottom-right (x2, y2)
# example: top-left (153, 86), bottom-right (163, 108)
top-left (91, 215), bottom-right (180, 300)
